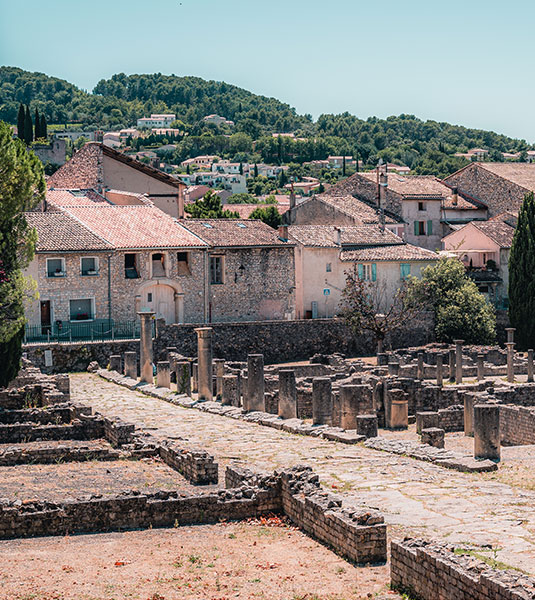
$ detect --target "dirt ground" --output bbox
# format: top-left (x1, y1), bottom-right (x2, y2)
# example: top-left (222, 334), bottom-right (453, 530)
top-left (0, 519), bottom-right (398, 600)
top-left (0, 457), bottom-right (213, 502)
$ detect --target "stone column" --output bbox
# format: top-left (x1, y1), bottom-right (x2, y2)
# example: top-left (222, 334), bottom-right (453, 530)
top-left (416, 411), bottom-right (439, 434)
top-left (356, 415), bottom-right (378, 438)
top-left (528, 349), bottom-right (534, 383)
top-left (340, 384), bottom-right (364, 430)
top-left (389, 389), bottom-right (409, 430)
top-left (448, 348), bottom-right (456, 383)
top-left (214, 358), bottom-right (225, 400)
top-left (138, 311), bottom-right (155, 383)
top-left (222, 374), bottom-right (239, 407)
top-left (195, 328), bottom-right (213, 401)
top-left (176, 361), bottom-right (191, 396)
top-left (474, 403), bottom-right (500, 461)
top-left (506, 342), bottom-right (515, 383)
top-left (156, 361), bottom-right (171, 388)
top-left (312, 377), bottom-right (332, 425)
top-left (506, 327), bottom-right (516, 343)
top-left (109, 355), bottom-right (121, 372)
top-left (464, 393), bottom-right (475, 436)
top-left (278, 369), bottom-right (297, 419)
top-left (331, 393), bottom-right (341, 427)
top-left (246, 354), bottom-right (265, 412)
top-left (477, 354), bottom-right (485, 381)
top-left (436, 353), bottom-right (443, 387)
top-left (124, 352), bottom-right (137, 379)
top-left (191, 362), bottom-right (198, 393)
top-left (421, 427), bottom-right (445, 449)
top-left (416, 352), bottom-right (424, 380)
top-left (377, 353), bottom-right (388, 366)
top-left (388, 361), bottom-right (400, 376)
top-left (454, 340), bottom-right (464, 384)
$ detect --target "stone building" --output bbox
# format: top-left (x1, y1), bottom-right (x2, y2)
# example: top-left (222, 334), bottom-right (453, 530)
top-left (444, 162), bottom-right (535, 217)
top-left (285, 169), bottom-right (486, 250)
top-left (23, 203), bottom-right (296, 335)
top-left (286, 224), bottom-right (438, 318)
top-left (31, 138), bottom-right (67, 168)
top-left (47, 142), bottom-right (185, 218)
top-left (442, 214), bottom-right (515, 307)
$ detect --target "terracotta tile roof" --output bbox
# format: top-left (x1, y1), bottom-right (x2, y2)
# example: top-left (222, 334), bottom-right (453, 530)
top-left (46, 188), bottom-right (109, 207)
top-left (476, 163), bottom-right (535, 191)
top-left (48, 142), bottom-right (184, 191)
top-left (63, 205), bottom-right (206, 250)
top-left (179, 219), bottom-right (292, 248)
top-left (340, 244), bottom-right (439, 262)
top-left (25, 211), bottom-right (113, 252)
top-left (305, 194), bottom-right (403, 224)
top-left (471, 221), bottom-right (515, 248)
top-left (288, 225), bottom-right (403, 248)
top-left (489, 211), bottom-right (518, 228)
top-left (222, 203), bottom-right (289, 219)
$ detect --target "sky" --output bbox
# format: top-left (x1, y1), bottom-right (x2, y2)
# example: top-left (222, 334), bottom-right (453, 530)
top-left (1, 0), bottom-right (534, 141)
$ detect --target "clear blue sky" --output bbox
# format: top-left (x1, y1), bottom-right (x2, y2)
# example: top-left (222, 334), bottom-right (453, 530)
top-left (1, 0), bottom-right (534, 141)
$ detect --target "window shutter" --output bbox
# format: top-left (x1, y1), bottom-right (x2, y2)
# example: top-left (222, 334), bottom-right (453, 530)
top-left (427, 220), bottom-right (433, 235)
top-left (400, 263), bottom-right (411, 280)
top-left (371, 263), bottom-right (377, 281)
top-left (357, 264), bottom-right (364, 280)
top-left (414, 221), bottom-right (419, 236)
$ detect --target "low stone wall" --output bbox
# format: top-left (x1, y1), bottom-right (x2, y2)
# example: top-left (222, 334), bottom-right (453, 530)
top-left (391, 538), bottom-right (535, 600)
top-left (0, 403), bottom-right (89, 425)
top-left (158, 442), bottom-right (218, 485)
top-left (0, 444), bottom-right (124, 467)
top-left (438, 406), bottom-right (464, 432)
top-left (500, 405), bottom-right (535, 446)
top-left (228, 465), bottom-right (387, 565)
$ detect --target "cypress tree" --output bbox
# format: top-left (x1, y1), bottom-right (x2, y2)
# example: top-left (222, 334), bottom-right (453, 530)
top-left (343, 156), bottom-right (346, 176)
top-left (509, 192), bottom-right (535, 349)
top-left (40, 114), bottom-right (47, 139)
top-left (24, 105), bottom-right (33, 145)
top-left (17, 104), bottom-right (25, 140)
top-left (34, 107), bottom-right (40, 139)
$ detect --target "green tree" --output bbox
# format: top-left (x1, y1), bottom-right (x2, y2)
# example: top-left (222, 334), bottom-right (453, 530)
top-left (40, 114), bottom-right (47, 139)
top-left (406, 257), bottom-right (496, 344)
top-left (34, 107), bottom-right (40, 139)
top-left (17, 104), bottom-right (25, 140)
top-left (249, 205), bottom-right (282, 229)
top-left (23, 105), bottom-right (33, 145)
top-left (0, 121), bottom-right (45, 385)
top-left (509, 192), bottom-right (535, 349)
top-left (254, 163), bottom-right (258, 178)
top-left (184, 189), bottom-right (239, 218)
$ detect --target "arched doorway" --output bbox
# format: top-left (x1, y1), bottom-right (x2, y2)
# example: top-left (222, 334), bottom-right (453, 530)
top-left (136, 279), bottom-right (184, 324)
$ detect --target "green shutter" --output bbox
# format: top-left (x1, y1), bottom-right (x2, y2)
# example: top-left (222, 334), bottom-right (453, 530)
top-left (357, 264), bottom-right (364, 280)
top-left (414, 221), bottom-right (419, 236)
top-left (427, 220), bottom-right (433, 235)
top-left (371, 263), bottom-right (377, 281)
top-left (400, 263), bottom-right (411, 280)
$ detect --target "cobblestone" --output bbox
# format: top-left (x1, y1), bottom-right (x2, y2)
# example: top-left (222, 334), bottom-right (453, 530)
top-left (72, 373), bottom-right (535, 574)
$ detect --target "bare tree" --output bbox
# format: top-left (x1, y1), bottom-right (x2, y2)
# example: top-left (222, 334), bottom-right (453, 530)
top-left (339, 270), bottom-right (420, 354)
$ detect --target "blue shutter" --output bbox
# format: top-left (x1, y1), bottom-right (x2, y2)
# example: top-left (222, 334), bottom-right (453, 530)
top-left (427, 220), bottom-right (433, 235)
top-left (357, 264), bottom-right (364, 280)
top-left (400, 263), bottom-right (411, 280)
top-left (414, 221), bottom-right (419, 236)
top-left (371, 263), bottom-right (377, 281)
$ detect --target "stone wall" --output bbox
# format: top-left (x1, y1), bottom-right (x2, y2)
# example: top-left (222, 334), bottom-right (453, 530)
top-left (158, 442), bottom-right (218, 485)
top-left (499, 405), bottom-right (535, 446)
top-left (391, 538), bottom-right (535, 600)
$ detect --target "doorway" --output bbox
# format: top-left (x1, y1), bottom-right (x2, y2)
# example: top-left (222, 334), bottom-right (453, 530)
top-left (40, 300), bottom-right (51, 334)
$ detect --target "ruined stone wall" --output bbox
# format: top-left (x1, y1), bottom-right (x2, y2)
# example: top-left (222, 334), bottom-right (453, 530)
top-left (499, 405), bottom-right (535, 446)
top-left (391, 539), bottom-right (535, 600)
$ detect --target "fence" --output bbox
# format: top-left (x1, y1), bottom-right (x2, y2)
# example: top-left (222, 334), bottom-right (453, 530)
top-left (23, 320), bottom-right (149, 344)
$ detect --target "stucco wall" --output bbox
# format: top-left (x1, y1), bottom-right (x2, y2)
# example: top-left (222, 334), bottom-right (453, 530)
top-left (402, 199), bottom-right (442, 250)
top-left (289, 197), bottom-right (359, 226)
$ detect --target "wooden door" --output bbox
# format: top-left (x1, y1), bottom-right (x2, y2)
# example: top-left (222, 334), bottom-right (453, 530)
top-left (40, 300), bottom-right (51, 334)
top-left (141, 285), bottom-right (175, 323)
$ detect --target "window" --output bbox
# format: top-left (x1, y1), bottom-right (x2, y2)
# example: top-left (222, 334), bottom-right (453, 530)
top-left (125, 253), bottom-right (139, 279)
top-left (326, 263), bottom-right (332, 273)
top-left (147, 292), bottom-right (153, 302)
top-left (357, 263), bottom-right (376, 281)
top-left (81, 257), bottom-right (98, 276)
top-left (151, 253), bottom-right (166, 277)
top-left (47, 258), bottom-right (65, 277)
top-left (415, 221), bottom-right (426, 236)
top-left (69, 298), bottom-right (94, 321)
top-left (418, 201), bottom-right (426, 211)
top-left (210, 256), bottom-right (224, 284)
top-left (400, 263), bottom-right (411, 280)
top-left (177, 251), bottom-right (190, 276)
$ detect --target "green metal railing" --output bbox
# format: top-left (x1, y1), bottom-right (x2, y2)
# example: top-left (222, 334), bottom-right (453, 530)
top-left (23, 320), bottom-right (151, 344)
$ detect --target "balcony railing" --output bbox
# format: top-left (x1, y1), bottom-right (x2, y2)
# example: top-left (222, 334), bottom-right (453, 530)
top-left (23, 320), bottom-right (154, 345)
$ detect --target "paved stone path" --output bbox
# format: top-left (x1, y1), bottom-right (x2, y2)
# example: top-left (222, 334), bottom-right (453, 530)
top-left (72, 373), bottom-right (535, 574)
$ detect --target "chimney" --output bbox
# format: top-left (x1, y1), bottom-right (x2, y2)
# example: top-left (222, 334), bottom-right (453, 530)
top-left (278, 225), bottom-right (289, 241)
top-left (451, 187), bottom-right (458, 206)
top-left (378, 168), bottom-right (388, 232)
top-left (334, 226), bottom-right (342, 246)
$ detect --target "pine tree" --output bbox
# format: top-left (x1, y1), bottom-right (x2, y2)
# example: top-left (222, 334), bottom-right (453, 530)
top-left (254, 163), bottom-right (258, 178)
top-left (40, 114), bottom-right (47, 139)
top-left (34, 107), bottom-right (40, 139)
top-left (509, 192), bottom-right (535, 349)
top-left (17, 104), bottom-right (25, 140)
top-left (23, 105), bottom-right (33, 145)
